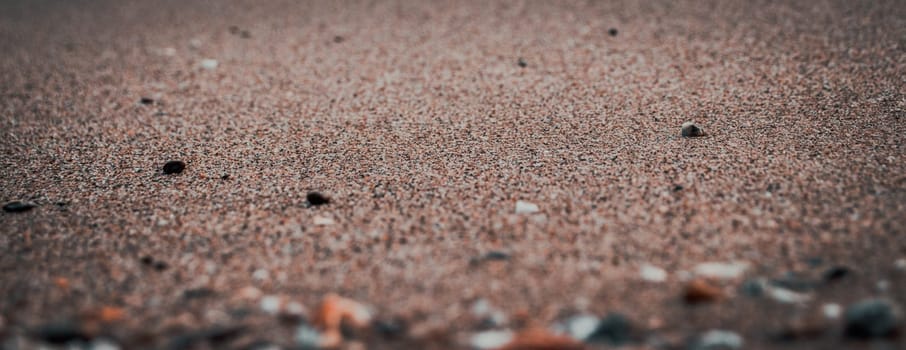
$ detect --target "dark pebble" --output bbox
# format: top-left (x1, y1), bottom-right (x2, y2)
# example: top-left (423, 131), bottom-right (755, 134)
top-left (333, 35), bottom-right (345, 43)
top-left (844, 298), bottom-right (902, 339)
top-left (483, 251), bottom-right (510, 261)
top-left (681, 122), bottom-right (705, 137)
top-left (517, 57), bottom-right (528, 68)
top-left (373, 318), bottom-right (406, 339)
top-left (240, 30), bottom-right (251, 39)
top-left (162, 160), bottom-right (185, 174)
top-left (3, 201), bottom-right (37, 213)
top-left (822, 266), bottom-right (850, 282)
top-left (221, 174), bottom-right (230, 180)
top-left (139, 97), bottom-right (154, 105)
top-left (608, 28), bottom-right (619, 36)
top-left (183, 288), bottom-right (216, 299)
top-left (152, 260), bottom-right (169, 271)
top-left (305, 192), bottom-right (330, 206)
top-left (228, 25), bottom-right (240, 35)
top-left (139, 255), bottom-right (154, 265)
top-left (587, 313), bottom-right (633, 345)
top-left (33, 321), bottom-right (91, 344)
top-left (739, 279), bottom-right (765, 297)
top-left (673, 185), bottom-right (684, 192)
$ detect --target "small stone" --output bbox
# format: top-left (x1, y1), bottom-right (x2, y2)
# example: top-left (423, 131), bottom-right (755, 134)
top-left (89, 339), bottom-right (120, 350)
top-left (252, 269), bottom-right (269, 281)
top-left (497, 327), bottom-right (585, 350)
top-left (228, 26), bottom-right (240, 35)
top-left (894, 258), bottom-right (906, 270)
top-left (470, 330), bottom-right (514, 349)
top-left (139, 255), bottom-right (154, 265)
top-left (295, 323), bottom-right (324, 349)
top-left (33, 321), bottom-right (92, 344)
top-left (240, 30), bottom-right (251, 39)
top-left (608, 28), bottom-right (618, 36)
top-left (306, 192), bottom-right (331, 206)
top-left (683, 278), bottom-right (723, 304)
top-left (333, 35), bottom-right (345, 43)
top-left (517, 57), bottom-right (527, 68)
top-left (562, 314), bottom-right (599, 341)
top-left (681, 122), bottom-right (706, 137)
top-left (822, 266), bottom-right (850, 282)
top-left (692, 330), bottom-right (743, 350)
top-left (587, 313), bottom-right (632, 345)
top-left (483, 251), bottom-right (510, 261)
top-left (640, 264), bottom-right (668, 282)
top-left (152, 261), bottom-right (168, 271)
top-left (3, 201), bottom-right (37, 213)
top-left (260, 295), bottom-right (281, 315)
top-left (844, 298), bottom-right (902, 339)
top-left (139, 97), bottom-right (154, 105)
top-left (766, 285), bottom-right (812, 304)
top-left (312, 216), bottom-right (335, 226)
top-left (822, 303), bottom-right (842, 319)
top-left (514, 200), bottom-right (539, 214)
top-left (221, 174), bottom-right (230, 180)
top-left (200, 59), bottom-right (219, 70)
top-left (162, 160), bottom-right (185, 174)
top-left (693, 262), bottom-right (748, 280)
top-left (372, 318), bottom-right (405, 339)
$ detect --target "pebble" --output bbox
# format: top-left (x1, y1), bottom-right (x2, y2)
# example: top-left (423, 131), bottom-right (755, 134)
top-left (562, 314), bottom-right (599, 341)
top-left (681, 122), bottom-right (706, 137)
top-left (89, 339), bottom-right (120, 350)
top-left (587, 313), bottom-right (633, 345)
top-left (693, 262), bottom-right (748, 280)
top-left (692, 330), bottom-right (743, 350)
top-left (844, 298), bottom-right (902, 338)
top-left (162, 160), bottom-right (185, 174)
top-left (738, 279), bottom-right (765, 297)
top-left (895, 259), bottom-right (906, 270)
top-left (295, 323), bottom-right (324, 349)
top-left (640, 264), bottom-right (668, 282)
top-left (517, 57), bottom-right (527, 68)
top-left (765, 285), bottom-right (812, 304)
top-left (200, 58), bottom-right (219, 70)
top-left (822, 266), bottom-right (850, 282)
top-left (483, 251), bottom-right (511, 261)
top-left (260, 295), bottom-right (282, 315)
top-left (32, 321), bottom-right (91, 344)
top-left (139, 97), bottom-right (154, 105)
top-left (2, 201), bottom-right (37, 213)
top-left (683, 278), bottom-right (723, 304)
top-left (306, 192), bottom-right (331, 206)
top-left (822, 303), bottom-right (842, 319)
top-left (312, 216), bottom-right (335, 226)
top-left (608, 28), bottom-right (619, 36)
top-left (514, 200), bottom-right (539, 214)
top-left (470, 329), bottom-right (514, 349)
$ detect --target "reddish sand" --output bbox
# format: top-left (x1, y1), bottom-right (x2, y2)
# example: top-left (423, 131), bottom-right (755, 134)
top-left (1, 1), bottom-right (904, 349)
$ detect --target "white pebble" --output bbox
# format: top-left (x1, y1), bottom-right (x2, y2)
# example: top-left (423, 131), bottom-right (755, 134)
top-left (565, 314), bottom-right (600, 341)
top-left (469, 330), bottom-right (513, 349)
top-left (766, 286), bottom-right (812, 304)
top-left (200, 59), bottom-right (219, 70)
top-left (514, 200), bottom-right (539, 214)
top-left (313, 216), bottom-right (335, 226)
top-left (822, 303), bottom-right (842, 319)
top-left (895, 258), bottom-right (906, 270)
top-left (696, 330), bottom-right (743, 350)
top-left (640, 264), bottom-right (668, 282)
top-left (693, 262), bottom-right (749, 280)
top-left (90, 339), bottom-right (121, 350)
top-left (260, 295), bottom-right (282, 315)
top-left (252, 268), bottom-right (270, 281)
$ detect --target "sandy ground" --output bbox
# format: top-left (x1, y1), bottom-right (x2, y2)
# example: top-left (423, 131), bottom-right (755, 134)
top-left (1, 0), bottom-right (905, 349)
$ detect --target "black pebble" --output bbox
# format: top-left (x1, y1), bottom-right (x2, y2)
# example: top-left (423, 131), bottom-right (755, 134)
top-left (587, 313), bottom-right (633, 345)
top-left (139, 97), bottom-right (154, 105)
top-left (517, 57), bottom-right (528, 68)
top-left (823, 266), bottom-right (850, 282)
top-left (483, 251), bottom-right (511, 261)
top-left (3, 201), bottom-right (37, 213)
top-left (672, 185), bottom-right (684, 192)
top-left (608, 28), bottom-right (619, 36)
top-left (163, 160), bottom-right (185, 174)
top-left (140, 255), bottom-right (154, 265)
top-left (152, 260), bottom-right (169, 271)
top-left (33, 322), bottom-right (91, 344)
top-left (844, 299), bottom-right (902, 339)
top-left (306, 192), bottom-right (330, 206)
top-left (333, 35), bottom-right (345, 43)
top-left (221, 174), bottom-right (230, 180)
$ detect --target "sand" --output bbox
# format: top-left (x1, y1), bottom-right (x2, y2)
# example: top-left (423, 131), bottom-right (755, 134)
top-left (1, 0), bottom-right (905, 349)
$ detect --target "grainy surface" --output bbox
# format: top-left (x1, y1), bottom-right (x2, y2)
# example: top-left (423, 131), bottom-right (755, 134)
top-left (1, 0), bottom-right (905, 349)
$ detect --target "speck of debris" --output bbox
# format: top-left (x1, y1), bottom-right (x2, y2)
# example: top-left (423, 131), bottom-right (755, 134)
top-left (152, 261), bottom-right (169, 271)
top-left (681, 122), bottom-right (706, 137)
top-left (139, 97), bottom-right (154, 105)
top-left (673, 185), bottom-right (684, 192)
top-left (306, 191), bottom-right (331, 206)
top-left (333, 35), bottom-right (345, 43)
top-left (822, 266), bottom-right (850, 282)
top-left (162, 160), bottom-right (185, 174)
top-left (608, 28), bottom-right (619, 36)
top-left (517, 57), bottom-right (528, 68)
top-left (3, 201), bottom-right (37, 213)
top-left (240, 30), bottom-right (251, 39)
top-left (221, 174), bottom-right (230, 180)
